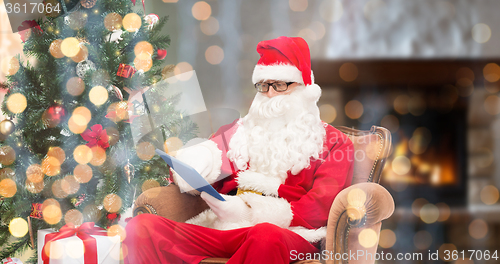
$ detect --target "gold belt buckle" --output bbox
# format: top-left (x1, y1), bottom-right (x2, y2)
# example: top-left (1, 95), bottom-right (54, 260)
top-left (236, 188), bottom-right (262, 196)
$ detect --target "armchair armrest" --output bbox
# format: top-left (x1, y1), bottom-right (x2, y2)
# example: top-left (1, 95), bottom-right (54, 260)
top-left (325, 182), bottom-right (394, 264)
top-left (133, 184), bottom-right (209, 223)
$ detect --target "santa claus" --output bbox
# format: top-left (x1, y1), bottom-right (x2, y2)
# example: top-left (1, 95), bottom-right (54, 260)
top-left (124, 36), bottom-right (354, 264)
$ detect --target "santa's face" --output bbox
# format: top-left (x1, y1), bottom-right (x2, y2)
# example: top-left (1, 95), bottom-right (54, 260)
top-left (227, 83), bottom-right (326, 181)
top-left (257, 80), bottom-right (301, 98)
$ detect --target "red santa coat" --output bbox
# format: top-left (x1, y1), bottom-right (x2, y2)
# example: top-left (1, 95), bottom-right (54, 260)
top-left (173, 119), bottom-right (354, 243)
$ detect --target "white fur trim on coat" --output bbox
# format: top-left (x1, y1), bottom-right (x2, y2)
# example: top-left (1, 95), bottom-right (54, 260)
top-left (239, 193), bottom-right (293, 228)
top-left (289, 226), bottom-right (327, 243)
top-left (236, 171), bottom-right (283, 197)
top-left (171, 139), bottom-right (222, 195)
top-left (252, 64), bottom-right (304, 84)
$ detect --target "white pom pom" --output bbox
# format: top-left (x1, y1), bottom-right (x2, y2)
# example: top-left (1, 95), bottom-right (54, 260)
top-left (304, 84), bottom-right (322, 102)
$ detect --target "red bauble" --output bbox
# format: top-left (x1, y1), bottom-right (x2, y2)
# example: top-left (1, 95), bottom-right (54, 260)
top-left (156, 49), bottom-right (167, 60)
top-left (42, 103), bottom-right (67, 128)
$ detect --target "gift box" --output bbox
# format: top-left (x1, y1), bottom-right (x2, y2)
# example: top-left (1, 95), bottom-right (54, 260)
top-left (116, 63), bottom-right (137, 78)
top-left (37, 223), bottom-right (120, 264)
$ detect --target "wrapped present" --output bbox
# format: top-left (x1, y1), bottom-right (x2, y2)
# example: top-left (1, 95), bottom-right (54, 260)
top-left (116, 64), bottom-right (137, 78)
top-left (37, 222), bottom-right (120, 264)
top-left (2, 258), bottom-right (23, 264)
top-left (30, 203), bottom-right (43, 219)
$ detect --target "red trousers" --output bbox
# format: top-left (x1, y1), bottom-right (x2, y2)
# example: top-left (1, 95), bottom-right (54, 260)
top-left (123, 214), bottom-right (319, 264)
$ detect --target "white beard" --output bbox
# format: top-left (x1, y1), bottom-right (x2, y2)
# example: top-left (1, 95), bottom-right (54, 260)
top-left (227, 85), bottom-right (326, 181)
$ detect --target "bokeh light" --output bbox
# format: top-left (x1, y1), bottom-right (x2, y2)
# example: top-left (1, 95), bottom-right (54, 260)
top-left (164, 137), bottom-right (183, 155)
top-left (7, 93), bottom-right (27, 114)
top-left (137, 141), bottom-right (155, 160)
top-left (61, 175), bottom-right (80, 195)
top-left (345, 100), bottom-right (363, 119)
top-left (49, 39), bottom-right (64, 58)
top-left (200, 17), bottom-right (219, 35)
top-left (134, 41), bottom-right (154, 60)
top-left (378, 229), bottom-right (396, 248)
top-left (393, 95), bottom-right (410, 114)
top-left (380, 115), bottom-right (399, 133)
top-left (103, 193), bottom-right (122, 213)
top-left (436, 202), bottom-right (451, 222)
top-left (71, 45), bottom-right (88, 63)
top-left (104, 13), bottom-right (123, 31)
top-left (411, 198), bottom-right (428, 217)
top-left (408, 127), bottom-right (432, 154)
top-left (66, 77), bottom-right (85, 96)
top-left (61, 37), bottom-right (80, 57)
top-left (52, 179), bottom-right (67, 198)
top-left (65, 239), bottom-right (85, 259)
top-left (392, 156), bottom-right (411, 175)
top-left (26, 179), bottom-right (44, 194)
top-left (414, 230), bottom-right (432, 250)
top-left (47, 147), bottom-right (66, 164)
top-left (1, 56), bottom-right (20, 76)
top-left (319, 104), bottom-right (337, 123)
top-left (358, 229), bottom-right (378, 248)
top-left (89, 85), bottom-right (109, 106)
top-left (289, 0), bottom-right (308, 12)
top-left (420, 203), bottom-right (439, 224)
top-left (123, 13), bottom-right (142, 32)
top-left (408, 96), bottom-right (426, 116)
top-left (42, 199), bottom-right (62, 225)
top-left (9, 218), bottom-right (28, 238)
top-left (480, 185), bottom-right (499, 205)
top-left (472, 23), bottom-right (491, 44)
top-left (205, 45), bottom-right (224, 65)
top-left (309, 21), bottom-right (326, 40)
top-left (90, 146), bottom-right (107, 167)
top-left (41, 156), bottom-right (61, 176)
top-left (319, 0), bottom-right (343, 22)
top-left (108, 225), bottom-right (127, 242)
top-left (73, 106), bottom-right (92, 124)
top-left (74, 164), bottom-right (93, 183)
top-left (0, 178), bottom-right (17, 197)
top-left (469, 219), bottom-right (488, 239)
top-left (484, 95), bottom-right (500, 115)
top-left (483, 63), bottom-right (500, 82)
top-left (339, 62), bottom-right (358, 82)
top-left (74, 145), bottom-right (93, 164)
top-left (192, 1), bottom-right (211, 21)
top-left (142, 179), bottom-right (160, 192)
top-left (64, 209), bottom-right (83, 226)
top-left (173, 62), bottom-right (194, 81)
top-left (438, 243), bottom-right (457, 262)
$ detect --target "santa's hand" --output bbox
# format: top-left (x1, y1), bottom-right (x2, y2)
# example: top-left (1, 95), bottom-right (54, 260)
top-left (201, 192), bottom-right (252, 223)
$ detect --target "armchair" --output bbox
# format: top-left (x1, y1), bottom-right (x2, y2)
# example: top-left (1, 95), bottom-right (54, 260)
top-left (133, 125), bottom-right (394, 264)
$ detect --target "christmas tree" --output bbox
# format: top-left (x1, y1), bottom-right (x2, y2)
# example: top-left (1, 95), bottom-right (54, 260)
top-left (0, 0), bottom-right (196, 262)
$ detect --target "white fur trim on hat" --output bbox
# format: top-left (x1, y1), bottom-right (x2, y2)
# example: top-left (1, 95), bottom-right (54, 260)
top-left (252, 64), bottom-right (304, 84)
top-left (239, 193), bottom-right (293, 228)
top-left (236, 170), bottom-right (283, 197)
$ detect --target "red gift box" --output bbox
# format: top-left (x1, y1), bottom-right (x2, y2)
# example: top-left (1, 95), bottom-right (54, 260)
top-left (116, 64), bottom-right (137, 78)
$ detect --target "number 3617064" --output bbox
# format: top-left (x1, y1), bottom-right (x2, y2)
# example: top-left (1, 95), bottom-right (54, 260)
top-left (5, 2), bottom-right (60, 14)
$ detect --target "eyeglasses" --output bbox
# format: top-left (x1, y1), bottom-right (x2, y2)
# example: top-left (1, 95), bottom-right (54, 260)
top-left (254, 81), bottom-right (295, 93)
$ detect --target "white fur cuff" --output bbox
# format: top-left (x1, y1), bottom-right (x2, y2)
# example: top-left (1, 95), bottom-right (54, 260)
top-left (239, 193), bottom-right (293, 228)
top-left (289, 226), bottom-right (327, 243)
top-left (252, 64), bottom-right (304, 84)
top-left (236, 171), bottom-right (282, 197)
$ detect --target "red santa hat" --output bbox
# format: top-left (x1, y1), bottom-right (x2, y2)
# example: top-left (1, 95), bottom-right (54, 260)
top-left (252, 36), bottom-right (315, 86)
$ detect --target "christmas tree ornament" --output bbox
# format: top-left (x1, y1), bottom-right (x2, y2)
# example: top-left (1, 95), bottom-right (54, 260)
top-left (116, 63), bottom-right (136, 78)
top-left (30, 203), bottom-right (43, 219)
top-left (74, 164), bottom-right (93, 183)
top-left (2, 257), bottom-right (24, 264)
top-left (17, 20), bottom-right (42, 42)
top-left (81, 124), bottom-right (110, 149)
top-left (47, 146), bottom-right (66, 164)
top-left (61, 175), bottom-right (80, 195)
top-left (76, 59), bottom-right (96, 78)
top-left (133, 57), bottom-right (153, 72)
top-left (0, 145), bottom-right (16, 165)
top-left (42, 103), bottom-right (67, 128)
top-left (6, 93), bottom-right (27, 114)
top-left (73, 145), bottom-right (93, 164)
top-left (64, 209), bottom-right (83, 226)
top-left (73, 194), bottom-right (88, 207)
top-left (66, 76), bottom-right (85, 96)
top-left (144, 13), bottom-right (159, 30)
top-left (49, 39), bottom-right (65, 58)
top-left (71, 45), bottom-right (88, 63)
top-left (81, 0), bottom-right (97, 8)
top-left (134, 41), bottom-right (153, 60)
top-left (8, 218), bottom-right (28, 238)
top-left (103, 193), bottom-right (122, 213)
top-left (136, 141), bottom-right (155, 160)
top-left (156, 49), bottom-right (167, 60)
top-left (104, 13), bottom-right (123, 31)
top-left (123, 13), bottom-right (142, 32)
top-left (0, 178), bottom-right (16, 198)
top-left (26, 164), bottom-right (43, 183)
top-left (41, 156), bottom-right (61, 176)
top-left (51, 179), bottom-right (68, 198)
top-left (164, 136), bottom-right (183, 155)
top-left (1, 56), bottom-right (20, 76)
top-left (106, 29), bottom-right (123, 43)
top-left (89, 85), bottom-right (109, 106)
top-left (0, 119), bottom-right (15, 136)
top-left (61, 37), bottom-right (81, 57)
top-left (0, 168), bottom-right (15, 180)
top-left (108, 85), bottom-right (124, 100)
top-left (123, 161), bottom-right (135, 183)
